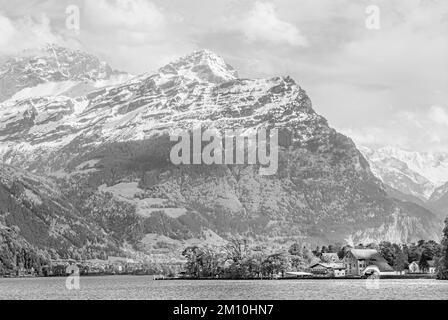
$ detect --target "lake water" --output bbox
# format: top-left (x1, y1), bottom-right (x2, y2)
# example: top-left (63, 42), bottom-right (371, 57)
top-left (0, 276), bottom-right (447, 300)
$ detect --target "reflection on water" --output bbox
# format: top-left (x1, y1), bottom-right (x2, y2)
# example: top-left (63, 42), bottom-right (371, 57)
top-left (0, 276), bottom-right (447, 300)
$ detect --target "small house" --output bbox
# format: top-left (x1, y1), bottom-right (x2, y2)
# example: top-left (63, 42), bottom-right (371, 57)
top-left (423, 260), bottom-right (436, 274)
top-left (309, 263), bottom-right (346, 278)
top-left (343, 249), bottom-right (393, 276)
top-left (408, 260), bottom-right (436, 274)
top-left (408, 261), bottom-right (420, 273)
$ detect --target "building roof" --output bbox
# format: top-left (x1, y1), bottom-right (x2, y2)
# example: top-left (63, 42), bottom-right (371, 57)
top-left (321, 253), bottom-right (340, 261)
top-left (349, 249), bottom-right (380, 260)
top-left (372, 260), bottom-right (394, 272)
top-left (286, 271), bottom-right (313, 276)
top-left (310, 263), bottom-right (345, 270)
top-left (347, 249), bottom-right (394, 272)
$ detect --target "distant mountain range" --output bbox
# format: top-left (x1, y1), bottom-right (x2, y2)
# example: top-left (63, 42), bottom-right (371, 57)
top-left (0, 45), bottom-right (442, 263)
top-left (360, 146), bottom-right (448, 220)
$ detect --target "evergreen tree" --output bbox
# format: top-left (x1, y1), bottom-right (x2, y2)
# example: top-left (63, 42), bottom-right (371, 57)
top-left (419, 253), bottom-right (430, 272)
top-left (394, 251), bottom-right (408, 271)
top-left (406, 243), bottom-right (420, 264)
top-left (379, 241), bottom-right (396, 267)
top-left (437, 218), bottom-right (448, 280)
top-left (288, 243), bottom-right (302, 256)
top-left (337, 245), bottom-right (352, 260)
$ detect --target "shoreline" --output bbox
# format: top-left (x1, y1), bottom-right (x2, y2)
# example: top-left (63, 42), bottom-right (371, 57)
top-left (0, 274), bottom-right (437, 280)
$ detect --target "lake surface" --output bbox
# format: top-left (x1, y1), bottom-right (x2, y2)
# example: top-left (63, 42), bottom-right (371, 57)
top-left (0, 276), bottom-right (447, 300)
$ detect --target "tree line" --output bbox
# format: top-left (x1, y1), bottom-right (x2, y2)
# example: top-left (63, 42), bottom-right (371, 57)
top-left (312, 239), bottom-right (441, 272)
top-left (437, 218), bottom-right (448, 280)
top-left (2, 218), bottom-right (448, 279)
top-left (181, 238), bottom-right (319, 279)
top-left (181, 232), bottom-right (448, 279)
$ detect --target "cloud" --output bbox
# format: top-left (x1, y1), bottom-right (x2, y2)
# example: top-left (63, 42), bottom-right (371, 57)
top-left (75, 0), bottom-right (177, 72)
top-left (83, 0), bottom-right (165, 33)
top-left (78, 0), bottom-right (172, 69)
top-left (339, 127), bottom-right (386, 146)
top-left (0, 14), bottom-right (15, 42)
top-left (429, 105), bottom-right (448, 126)
top-left (240, 2), bottom-right (308, 47)
top-left (0, 13), bottom-right (65, 54)
top-left (396, 111), bottom-right (423, 129)
top-left (341, 104), bottom-right (448, 152)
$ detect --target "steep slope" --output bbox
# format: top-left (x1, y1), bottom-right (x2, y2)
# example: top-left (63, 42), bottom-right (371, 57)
top-left (0, 48), bottom-right (442, 256)
top-left (360, 146), bottom-right (448, 200)
top-left (360, 146), bottom-right (448, 221)
top-left (0, 225), bottom-right (49, 274)
top-left (0, 164), bottom-right (124, 261)
top-left (383, 184), bottom-right (428, 207)
top-left (428, 183), bottom-right (448, 220)
top-left (0, 44), bottom-right (128, 103)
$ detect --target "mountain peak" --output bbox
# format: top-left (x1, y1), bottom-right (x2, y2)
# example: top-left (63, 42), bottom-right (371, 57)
top-left (0, 45), bottom-right (125, 102)
top-left (20, 43), bottom-right (86, 60)
top-left (159, 49), bottom-right (238, 84)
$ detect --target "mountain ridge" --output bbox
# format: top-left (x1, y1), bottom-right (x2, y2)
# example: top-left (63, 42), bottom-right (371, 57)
top-left (0, 44), bottom-right (129, 103)
top-left (360, 146), bottom-right (448, 199)
top-left (0, 46), bottom-right (442, 263)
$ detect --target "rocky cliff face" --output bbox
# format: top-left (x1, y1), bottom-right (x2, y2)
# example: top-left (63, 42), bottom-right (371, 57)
top-left (0, 47), bottom-right (442, 261)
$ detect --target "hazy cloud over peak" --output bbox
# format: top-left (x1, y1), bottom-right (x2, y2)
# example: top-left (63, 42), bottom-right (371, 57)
top-left (83, 0), bottom-right (165, 32)
top-left (241, 2), bottom-right (308, 47)
top-left (0, 13), bottom-right (65, 54)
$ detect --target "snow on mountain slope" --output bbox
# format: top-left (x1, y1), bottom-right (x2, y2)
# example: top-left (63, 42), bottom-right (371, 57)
top-left (0, 47), bottom-right (442, 254)
top-left (430, 183), bottom-right (448, 203)
top-left (10, 80), bottom-right (80, 101)
top-left (0, 49), bottom-right (325, 171)
top-left (9, 73), bottom-right (133, 102)
top-left (160, 49), bottom-right (239, 83)
top-left (360, 146), bottom-right (448, 200)
top-left (0, 44), bottom-right (128, 103)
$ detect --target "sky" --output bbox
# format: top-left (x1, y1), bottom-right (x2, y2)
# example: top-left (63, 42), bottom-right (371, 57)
top-left (0, 0), bottom-right (447, 152)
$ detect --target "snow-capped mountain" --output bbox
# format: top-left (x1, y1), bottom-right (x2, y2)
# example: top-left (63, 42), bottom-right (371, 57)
top-left (360, 146), bottom-right (448, 201)
top-left (0, 49), bottom-right (328, 171)
top-left (0, 44), bottom-right (130, 103)
top-left (160, 49), bottom-right (239, 83)
top-left (0, 47), bottom-right (442, 262)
